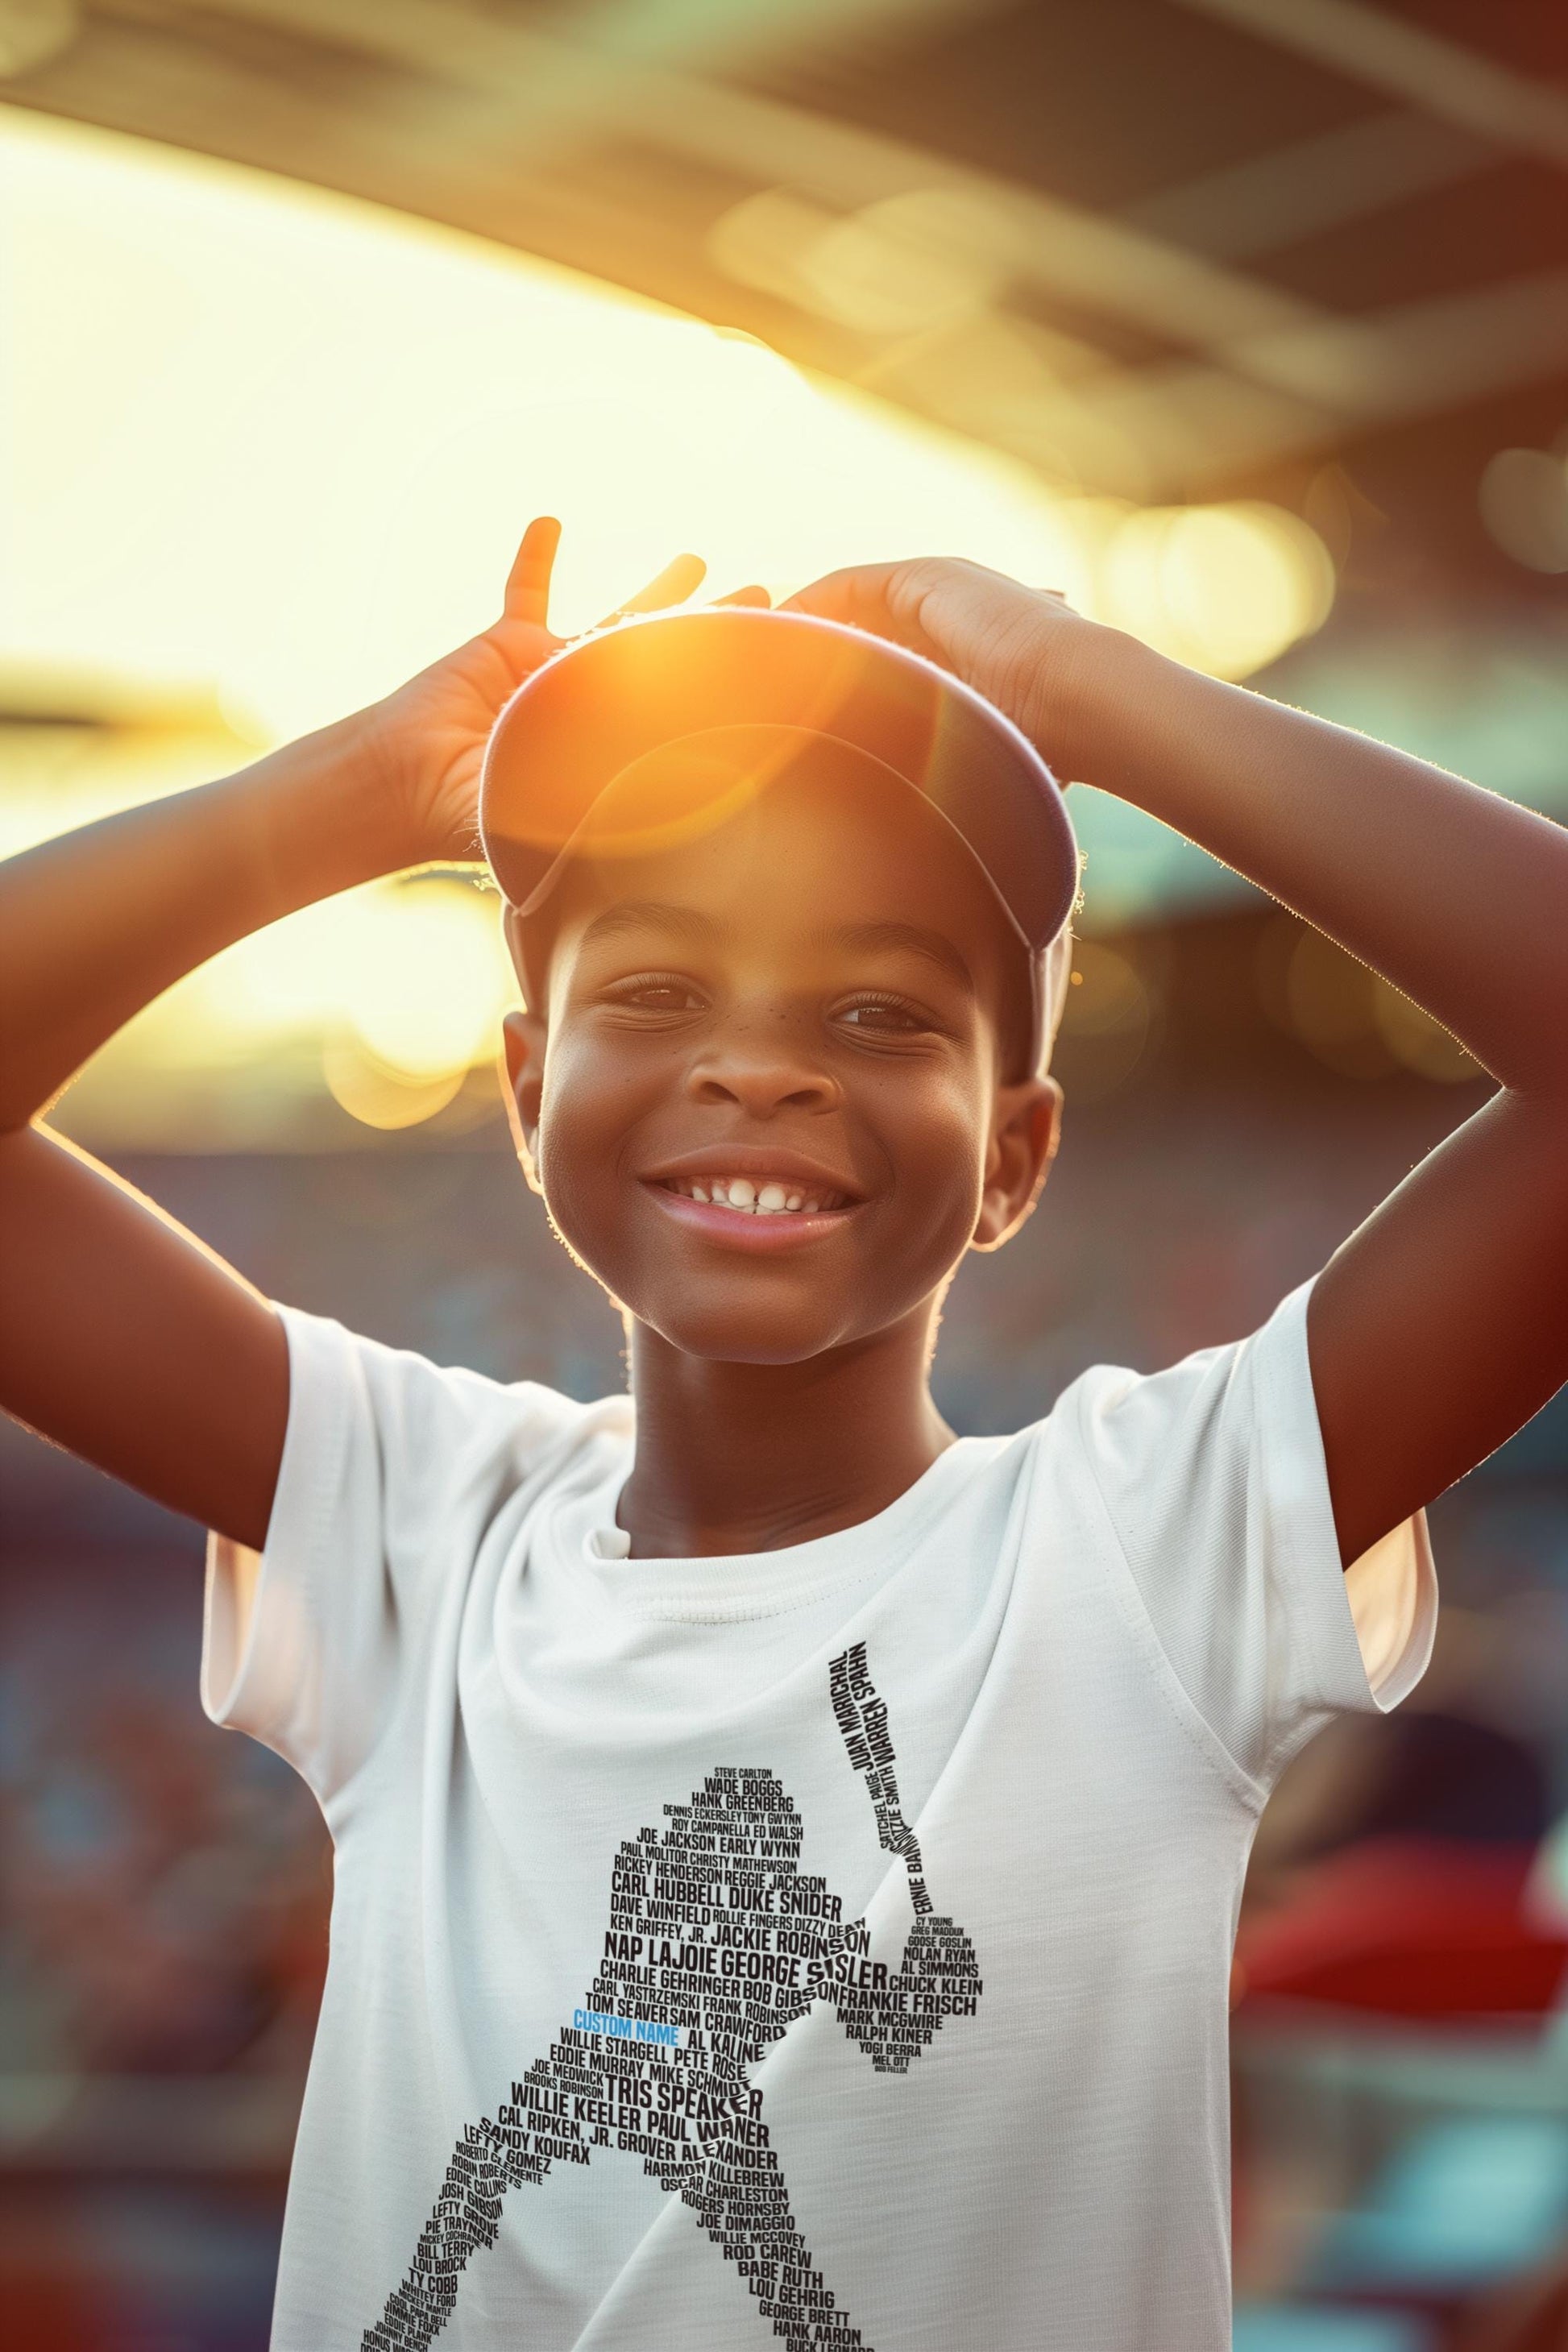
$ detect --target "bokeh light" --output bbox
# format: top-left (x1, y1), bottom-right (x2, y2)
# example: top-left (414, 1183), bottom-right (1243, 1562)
top-left (710, 186), bottom-right (1015, 338)
top-left (182, 878), bottom-right (516, 1089)
top-left (333, 886), bottom-right (512, 1081)
top-left (1256, 917), bottom-right (1480, 1087)
top-left (1093, 501), bottom-right (1336, 681)
top-left (1479, 446), bottom-right (1568, 575)
top-left (1054, 940), bottom-right (1159, 1102)
top-left (1371, 978), bottom-right (1479, 1085)
top-left (320, 1039), bottom-right (470, 1131)
top-left (1281, 927), bottom-right (1392, 1082)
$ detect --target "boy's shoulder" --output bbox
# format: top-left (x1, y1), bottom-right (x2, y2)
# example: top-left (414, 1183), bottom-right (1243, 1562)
top-left (1039, 1282), bottom-right (1318, 1507)
top-left (275, 1299), bottom-right (632, 1483)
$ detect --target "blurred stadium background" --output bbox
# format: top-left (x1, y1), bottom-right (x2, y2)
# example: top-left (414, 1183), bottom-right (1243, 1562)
top-left (3, 2), bottom-right (1568, 2346)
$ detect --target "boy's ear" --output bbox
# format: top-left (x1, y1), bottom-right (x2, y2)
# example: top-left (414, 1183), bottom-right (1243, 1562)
top-left (972, 1075), bottom-right (1062, 1254)
top-left (501, 1008), bottom-right (549, 1190)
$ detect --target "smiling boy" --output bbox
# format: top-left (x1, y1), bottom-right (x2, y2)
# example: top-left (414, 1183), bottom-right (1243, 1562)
top-left (3, 517), bottom-right (1567, 2351)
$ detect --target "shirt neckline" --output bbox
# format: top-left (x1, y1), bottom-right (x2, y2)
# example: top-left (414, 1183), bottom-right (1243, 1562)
top-left (562, 1433), bottom-right (989, 1624)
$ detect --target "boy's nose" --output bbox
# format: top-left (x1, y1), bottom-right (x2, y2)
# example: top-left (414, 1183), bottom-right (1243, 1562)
top-left (686, 1031), bottom-right (843, 1118)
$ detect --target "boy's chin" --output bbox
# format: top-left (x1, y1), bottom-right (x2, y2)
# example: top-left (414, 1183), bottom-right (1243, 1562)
top-left (623, 1280), bottom-right (877, 1370)
top-left (637, 1305), bottom-right (859, 1368)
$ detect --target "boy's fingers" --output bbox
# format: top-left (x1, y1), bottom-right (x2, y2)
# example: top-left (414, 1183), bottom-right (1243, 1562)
top-left (596, 552), bottom-right (707, 628)
top-left (715, 584), bottom-right (771, 609)
top-left (782, 562), bottom-right (895, 607)
top-left (782, 564), bottom-right (903, 632)
top-left (503, 517), bottom-right (563, 628)
top-left (784, 565), bottom-right (945, 662)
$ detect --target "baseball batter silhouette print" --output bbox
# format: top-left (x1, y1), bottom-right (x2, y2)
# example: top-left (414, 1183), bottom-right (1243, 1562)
top-left (362, 1645), bottom-right (983, 2350)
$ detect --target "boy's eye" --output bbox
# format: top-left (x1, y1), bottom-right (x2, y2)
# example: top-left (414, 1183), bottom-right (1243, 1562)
top-left (608, 976), bottom-right (704, 1014)
top-left (836, 998), bottom-right (931, 1035)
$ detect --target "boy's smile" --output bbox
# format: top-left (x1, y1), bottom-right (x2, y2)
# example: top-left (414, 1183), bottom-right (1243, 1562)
top-left (644, 1149), bottom-right (863, 1248)
top-left (504, 754), bottom-right (1058, 1371)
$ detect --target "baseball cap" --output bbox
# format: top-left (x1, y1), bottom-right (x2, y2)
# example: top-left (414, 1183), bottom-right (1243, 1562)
top-left (479, 605), bottom-right (1079, 1073)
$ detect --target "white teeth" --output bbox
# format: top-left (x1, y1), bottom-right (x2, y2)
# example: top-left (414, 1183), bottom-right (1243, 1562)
top-left (670, 1177), bottom-right (843, 1213)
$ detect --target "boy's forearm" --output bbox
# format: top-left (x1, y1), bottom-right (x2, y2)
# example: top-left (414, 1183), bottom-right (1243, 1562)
top-left (0, 711), bottom-right (414, 1130)
top-left (1061, 631), bottom-right (1568, 1098)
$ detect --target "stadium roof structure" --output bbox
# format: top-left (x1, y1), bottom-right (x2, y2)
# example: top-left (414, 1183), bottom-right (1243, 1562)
top-left (5, 0), bottom-right (1567, 924)
top-left (4, 0), bottom-right (1566, 579)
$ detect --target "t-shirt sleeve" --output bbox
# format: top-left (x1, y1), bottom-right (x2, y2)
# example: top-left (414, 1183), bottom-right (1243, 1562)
top-left (1072, 1277), bottom-right (1437, 1794)
top-left (199, 1305), bottom-right (583, 1806)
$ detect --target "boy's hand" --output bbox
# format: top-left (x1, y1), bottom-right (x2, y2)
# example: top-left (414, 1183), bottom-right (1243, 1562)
top-left (785, 559), bottom-right (1105, 778)
top-left (363, 518), bottom-right (766, 865)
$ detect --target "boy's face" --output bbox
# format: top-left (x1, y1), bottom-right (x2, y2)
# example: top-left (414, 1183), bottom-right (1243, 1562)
top-left (504, 758), bottom-right (1060, 1367)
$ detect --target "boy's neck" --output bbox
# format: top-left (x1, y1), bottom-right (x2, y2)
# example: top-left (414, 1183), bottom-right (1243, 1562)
top-left (618, 1311), bottom-right (954, 1559)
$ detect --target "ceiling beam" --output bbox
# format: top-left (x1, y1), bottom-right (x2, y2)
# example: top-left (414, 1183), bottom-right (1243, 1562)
top-left (937, 261), bottom-right (1568, 494)
top-left (204, 0), bottom-right (1329, 355)
top-left (1172, 0), bottom-right (1568, 169)
top-left (1121, 105), bottom-right (1498, 260)
top-left (15, 0), bottom-right (1567, 504)
top-left (518, 0), bottom-right (1013, 76)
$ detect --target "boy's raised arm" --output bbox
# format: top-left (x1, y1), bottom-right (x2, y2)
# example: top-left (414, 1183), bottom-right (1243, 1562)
top-left (0, 707), bottom-right (437, 1549)
top-left (0, 521), bottom-right (709, 1550)
top-left (789, 559), bottom-right (1568, 1567)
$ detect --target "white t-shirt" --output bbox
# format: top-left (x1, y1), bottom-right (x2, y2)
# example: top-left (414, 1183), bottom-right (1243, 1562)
top-left (202, 1280), bottom-right (1435, 2352)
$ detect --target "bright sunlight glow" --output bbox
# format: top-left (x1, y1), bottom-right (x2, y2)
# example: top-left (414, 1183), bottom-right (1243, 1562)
top-left (1, 106), bottom-right (1334, 1140)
